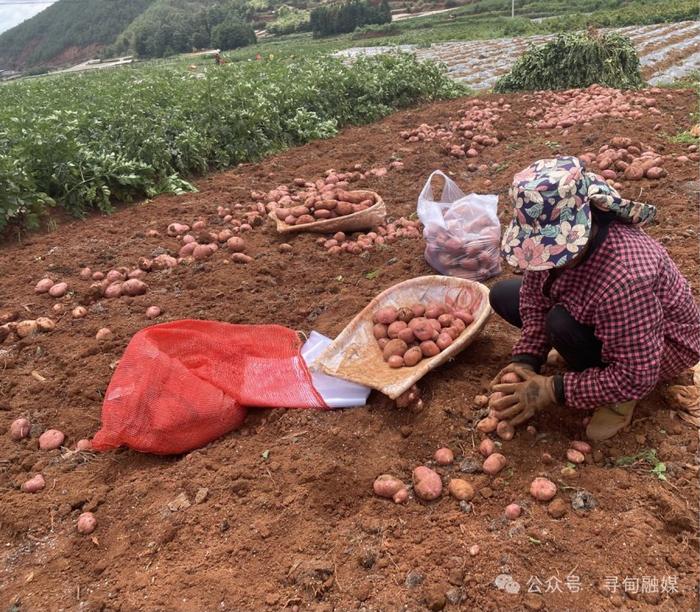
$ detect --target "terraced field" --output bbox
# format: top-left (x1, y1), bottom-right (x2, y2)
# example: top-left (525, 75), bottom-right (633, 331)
top-left (337, 20), bottom-right (700, 88)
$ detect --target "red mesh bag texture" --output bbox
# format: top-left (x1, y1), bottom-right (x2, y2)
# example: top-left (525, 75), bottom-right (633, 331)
top-left (92, 320), bottom-right (327, 454)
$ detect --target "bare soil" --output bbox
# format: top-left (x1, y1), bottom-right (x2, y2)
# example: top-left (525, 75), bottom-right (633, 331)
top-left (1, 88), bottom-right (698, 612)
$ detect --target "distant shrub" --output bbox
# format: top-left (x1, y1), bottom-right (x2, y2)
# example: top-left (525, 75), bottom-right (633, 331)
top-left (211, 19), bottom-right (257, 50)
top-left (495, 31), bottom-right (643, 92)
top-left (310, 0), bottom-right (391, 37)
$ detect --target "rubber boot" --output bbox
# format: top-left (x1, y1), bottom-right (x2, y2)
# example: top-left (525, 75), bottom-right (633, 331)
top-left (585, 400), bottom-right (637, 442)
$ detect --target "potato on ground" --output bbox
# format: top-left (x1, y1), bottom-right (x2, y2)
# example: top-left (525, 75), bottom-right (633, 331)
top-left (412, 466), bottom-right (442, 501)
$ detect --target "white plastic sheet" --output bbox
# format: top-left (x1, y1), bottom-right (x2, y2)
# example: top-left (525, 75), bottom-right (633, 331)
top-left (301, 331), bottom-right (371, 408)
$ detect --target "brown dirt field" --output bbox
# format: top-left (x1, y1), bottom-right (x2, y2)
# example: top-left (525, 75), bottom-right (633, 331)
top-left (1, 88), bottom-right (699, 612)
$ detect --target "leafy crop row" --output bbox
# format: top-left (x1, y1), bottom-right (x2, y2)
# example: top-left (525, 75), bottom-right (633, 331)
top-left (0, 54), bottom-right (463, 233)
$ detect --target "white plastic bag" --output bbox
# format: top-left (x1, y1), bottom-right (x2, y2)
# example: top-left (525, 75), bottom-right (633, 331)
top-left (301, 331), bottom-right (371, 408)
top-left (417, 171), bottom-right (501, 281)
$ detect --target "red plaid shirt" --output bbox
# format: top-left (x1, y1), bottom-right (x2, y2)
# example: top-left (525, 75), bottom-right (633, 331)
top-left (514, 223), bottom-right (700, 409)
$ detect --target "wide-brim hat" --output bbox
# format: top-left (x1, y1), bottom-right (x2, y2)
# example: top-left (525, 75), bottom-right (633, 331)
top-left (501, 156), bottom-right (656, 271)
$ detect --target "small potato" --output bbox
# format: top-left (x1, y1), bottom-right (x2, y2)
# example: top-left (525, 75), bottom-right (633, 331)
top-left (275, 207), bottom-right (291, 220)
top-left (482, 452), bottom-right (506, 475)
top-left (16, 320), bottom-right (38, 338)
top-left (387, 321), bottom-right (408, 339)
top-left (413, 320), bottom-right (435, 342)
top-left (21, 474), bottom-right (45, 493)
top-left (393, 488), bottom-right (409, 504)
top-left (39, 429), bottom-right (65, 450)
top-left (397, 327), bottom-right (416, 344)
top-left (434, 447), bottom-right (454, 465)
top-left (122, 279), bottom-right (148, 296)
top-left (387, 355), bottom-right (404, 368)
top-left (72, 306), bottom-right (87, 319)
top-left (373, 307), bottom-right (398, 325)
top-left (479, 438), bottom-right (495, 457)
top-left (444, 326), bottom-right (461, 340)
top-left (290, 205), bottom-right (309, 217)
top-left (373, 323), bottom-right (388, 340)
top-left (373, 474), bottom-right (406, 499)
top-left (127, 269), bottom-right (147, 280)
top-left (397, 307), bottom-right (414, 323)
top-left (403, 346), bottom-right (423, 367)
top-left (453, 310), bottom-right (473, 324)
top-left (35, 278), bottom-right (54, 293)
top-left (48, 282), bottom-right (68, 298)
top-left (76, 439), bottom-right (92, 451)
top-left (193, 244), bottom-right (214, 260)
top-left (412, 466), bottom-right (442, 501)
top-left (180, 242), bottom-right (197, 257)
top-left (232, 253), bottom-right (252, 264)
top-left (377, 338), bottom-right (389, 350)
top-left (36, 317), bottom-right (55, 332)
top-left (474, 394), bottom-right (488, 408)
top-left (566, 449), bottom-right (585, 464)
top-left (146, 306), bottom-right (162, 319)
top-left (296, 214), bottom-right (315, 225)
top-left (104, 283), bottom-right (123, 299)
top-left (505, 503), bottom-right (522, 520)
top-left (10, 418), bottom-right (31, 441)
top-left (501, 372), bottom-right (521, 384)
top-left (106, 270), bottom-right (124, 283)
top-left (77, 512), bottom-right (97, 535)
top-left (410, 303), bottom-right (426, 317)
top-left (284, 215), bottom-right (297, 225)
top-left (227, 237), bottom-right (246, 253)
top-left (419, 340), bottom-right (440, 358)
top-left (476, 416), bottom-right (498, 433)
top-left (541, 452), bottom-right (554, 464)
top-left (438, 313), bottom-right (454, 327)
top-left (79, 267), bottom-right (92, 280)
top-left (382, 338), bottom-right (408, 361)
top-left (96, 327), bottom-right (113, 341)
top-left (530, 477), bottom-right (557, 501)
top-left (570, 440), bottom-right (592, 454)
top-left (436, 332), bottom-right (453, 350)
top-left (448, 478), bottom-right (474, 501)
top-left (425, 302), bottom-right (446, 319)
top-left (496, 420), bottom-right (515, 441)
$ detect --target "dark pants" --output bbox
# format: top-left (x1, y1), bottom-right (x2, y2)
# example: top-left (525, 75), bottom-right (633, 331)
top-left (489, 278), bottom-right (604, 371)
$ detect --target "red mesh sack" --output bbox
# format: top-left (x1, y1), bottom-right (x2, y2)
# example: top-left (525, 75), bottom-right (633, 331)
top-left (92, 320), bottom-right (326, 454)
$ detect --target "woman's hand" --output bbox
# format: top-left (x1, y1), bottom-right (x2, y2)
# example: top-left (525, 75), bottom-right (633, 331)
top-left (490, 365), bottom-right (557, 426)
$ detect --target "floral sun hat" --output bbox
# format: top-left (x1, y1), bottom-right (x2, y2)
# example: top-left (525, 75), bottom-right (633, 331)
top-left (501, 156), bottom-right (657, 271)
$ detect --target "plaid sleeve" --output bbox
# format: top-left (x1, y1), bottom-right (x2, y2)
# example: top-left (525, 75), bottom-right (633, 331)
top-left (563, 277), bottom-right (664, 409)
top-left (512, 271), bottom-right (553, 365)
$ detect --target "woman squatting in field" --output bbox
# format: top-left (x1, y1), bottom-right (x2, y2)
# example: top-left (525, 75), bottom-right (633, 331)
top-left (488, 156), bottom-right (700, 441)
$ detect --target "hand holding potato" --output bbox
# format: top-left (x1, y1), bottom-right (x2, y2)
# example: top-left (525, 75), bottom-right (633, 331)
top-left (490, 365), bottom-right (557, 426)
top-left (488, 361), bottom-right (535, 392)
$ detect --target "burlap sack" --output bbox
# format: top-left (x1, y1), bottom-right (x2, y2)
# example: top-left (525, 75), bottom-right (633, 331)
top-left (317, 275), bottom-right (491, 399)
top-left (268, 191), bottom-right (386, 234)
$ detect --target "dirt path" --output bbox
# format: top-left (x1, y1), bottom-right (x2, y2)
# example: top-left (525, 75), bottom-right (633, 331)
top-left (0, 88), bottom-right (698, 612)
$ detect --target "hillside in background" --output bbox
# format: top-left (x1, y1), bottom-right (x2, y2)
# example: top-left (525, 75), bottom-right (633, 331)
top-left (0, 0), bottom-right (463, 71)
top-left (0, 0), bottom-right (153, 70)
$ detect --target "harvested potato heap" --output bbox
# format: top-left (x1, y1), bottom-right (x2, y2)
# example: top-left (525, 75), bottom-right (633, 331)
top-left (524, 85), bottom-right (664, 130)
top-left (275, 188), bottom-right (378, 226)
top-left (579, 137), bottom-right (668, 185)
top-left (424, 220), bottom-right (501, 281)
top-left (400, 98), bottom-right (510, 161)
top-left (373, 302), bottom-right (474, 368)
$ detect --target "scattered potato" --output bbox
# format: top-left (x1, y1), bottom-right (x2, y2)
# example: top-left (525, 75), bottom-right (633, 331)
top-left (482, 452), bottom-right (506, 475)
top-left (434, 447), bottom-right (454, 466)
top-left (373, 474), bottom-right (406, 500)
top-left (570, 440), bottom-right (592, 454)
top-left (34, 278), bottom-right (54, 293)
top-left (146, 306), bottom-right (162, 319)
top-left (479, 438), bottom-right (495, 458)
top-left (504, 503), bottom-right (522, 520)
top-left (566, 449), bottom-right (585, 464)
top-left (412, 466), bottom-right (442, 501)
top-left (476, 416), bottom-right (498, 434)
top-left (15, 320), bottom-right (38, 338)
top-left (10, 418), bottom-right (31, 441)
top-left (76, 439), bottom-right (92, 451)
top-left (473, 394), bottom-right (488, 408)
top-left (72, 306), bottom-right (87, 319)
top-left (530, 477), bottom-right (557, 501)
top-left (21, 474), bottom-right (45, 493)
top-left (96, 328), bottom-right (113, 341)
top-left (48, 282), bottom-right (68, 298)
top-left (496, 420), bottom-right (515, 441)
top-left (77, 512), bottom-right (97, 534)
top-left (231, 253), bottom-right (252, 264)
top-left (39, 429), bottom-right (65, 450)
top-left (448, 478), bottom-right (474, 501)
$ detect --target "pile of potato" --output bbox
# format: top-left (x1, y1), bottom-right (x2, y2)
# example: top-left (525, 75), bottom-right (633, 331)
top-left (525, 85), bottom-right (665, 131)
top-left (317, 217), bottom-right (422, 255)
top-left (275, 188), bottom-right (379, 226)
top-left (424, 221), bottom-right (501, 281)
top-left (373, 302), bottom-right (474, 368)
top-left (579, 137), bottom-right (668, 184)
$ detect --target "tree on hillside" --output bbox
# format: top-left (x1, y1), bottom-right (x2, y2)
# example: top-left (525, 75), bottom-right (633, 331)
top-left (211, 18), bottom-right (257, 50)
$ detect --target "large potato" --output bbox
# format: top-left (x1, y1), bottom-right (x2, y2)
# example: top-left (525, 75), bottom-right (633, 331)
top-left (412, 466), bottom-right (442, 501)
top-left (530, 477), bottom-right (557, 501)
